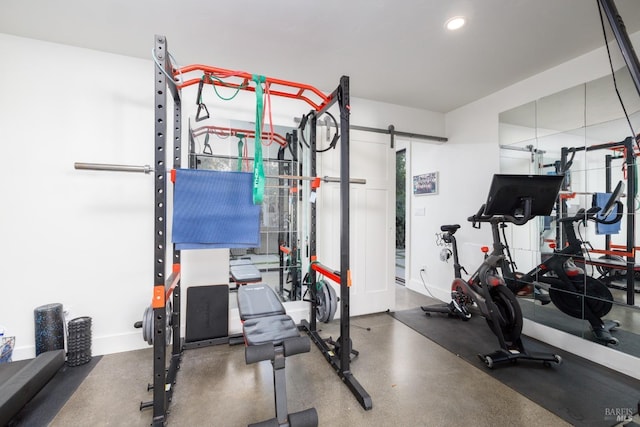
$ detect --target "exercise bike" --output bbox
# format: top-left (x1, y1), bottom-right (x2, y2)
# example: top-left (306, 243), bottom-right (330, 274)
top-left (421, 224), bottom-right (472, 321)
top-left (423, 174), bottom-right (564, 368)
top-left (497, 182), bottom-right (624, 345)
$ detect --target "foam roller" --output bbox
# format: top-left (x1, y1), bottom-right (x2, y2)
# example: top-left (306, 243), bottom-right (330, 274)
top-left (248, 417), bottom-right (279, 427)
top-left (245, 342), bottom-right (275, 364)
top-left (289, 408), bottom-right (318, 427)
top-left (283, 336), bottom-right (310, 357)
top-left (34, 303), bottom-right (65, 356)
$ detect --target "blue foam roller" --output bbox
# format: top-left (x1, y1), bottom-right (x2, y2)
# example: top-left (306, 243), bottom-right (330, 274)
top-left (34, 303), bottom-right (65, 356)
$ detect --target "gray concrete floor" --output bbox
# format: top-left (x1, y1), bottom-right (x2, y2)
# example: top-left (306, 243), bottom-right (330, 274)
top-left (49, 285), bottom-right (575, 427)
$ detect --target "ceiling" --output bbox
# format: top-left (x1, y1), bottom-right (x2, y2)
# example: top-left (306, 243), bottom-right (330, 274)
top-left (1, 0), bottom-right (640, 113)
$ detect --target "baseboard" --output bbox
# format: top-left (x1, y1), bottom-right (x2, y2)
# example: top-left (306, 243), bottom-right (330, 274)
top-left (11, 332), bottom-right (150, 362)
top-left (8, 302), bottom-right (325, 362)
top-left (523, 319), bottom-right (640, 380)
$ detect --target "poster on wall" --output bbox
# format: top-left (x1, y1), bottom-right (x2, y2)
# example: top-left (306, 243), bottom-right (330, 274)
top-left (413, 172), bottom-right (438, 195)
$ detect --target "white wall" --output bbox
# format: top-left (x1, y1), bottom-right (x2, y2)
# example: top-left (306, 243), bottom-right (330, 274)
top-left (0, 33), bottom-right (445, 360)
top-left (405, 140), bottom-right (497, 300)
top-left (0, 34), bottom-right (156, 360)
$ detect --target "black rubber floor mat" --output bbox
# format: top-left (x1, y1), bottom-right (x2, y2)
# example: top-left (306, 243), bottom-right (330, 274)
top-left (7, 355), bottom-right (102, 426)
top-left (390, 308), bottom-right (640, 427)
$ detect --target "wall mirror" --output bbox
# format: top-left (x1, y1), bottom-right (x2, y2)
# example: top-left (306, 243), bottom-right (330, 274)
top-left (499, 66), bottom-right (640, 358)
top-left (187, 117), bottom-right (311, 311)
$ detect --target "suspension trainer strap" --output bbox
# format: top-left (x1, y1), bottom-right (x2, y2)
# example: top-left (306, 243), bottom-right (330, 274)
top-left (252, 74), bottom-right (266, 204)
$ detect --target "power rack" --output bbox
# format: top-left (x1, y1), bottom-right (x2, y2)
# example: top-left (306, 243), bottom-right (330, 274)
top-left (559, 137), bottom-right (637, 306)
top-left (149, 34), bottom-right (371, 425)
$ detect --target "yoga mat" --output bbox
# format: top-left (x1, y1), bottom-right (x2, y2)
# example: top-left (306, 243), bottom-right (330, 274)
top-left (390, 307), bottom-right (640, 426)
top-left (172, 169), bottom-right (261, 249)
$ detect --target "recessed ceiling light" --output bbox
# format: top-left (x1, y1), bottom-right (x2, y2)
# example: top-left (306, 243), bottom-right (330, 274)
top-left (445, 16), bottom-right (466, 31)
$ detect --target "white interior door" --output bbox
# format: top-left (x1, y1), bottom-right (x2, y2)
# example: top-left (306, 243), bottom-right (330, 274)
top-left (316, 128), bottom-right (396, 316)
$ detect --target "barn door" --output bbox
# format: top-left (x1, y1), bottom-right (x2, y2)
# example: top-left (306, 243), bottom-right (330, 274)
top-left (316, 128), bottom-right (395, 316)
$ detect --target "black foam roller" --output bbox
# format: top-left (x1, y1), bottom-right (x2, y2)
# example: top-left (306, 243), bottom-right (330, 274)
top-left (66, 317), bottom-right (92, 367)
top-left (288, 408), bottom-right (318, 427)
top-left (34, 303), bottom-right (65, 356)
top-left (248, 418), bottom-right (279, 427)
top-left (283, 336), bottom-right (310, 357)
top-left (245, 342), bottom-right (275, 364)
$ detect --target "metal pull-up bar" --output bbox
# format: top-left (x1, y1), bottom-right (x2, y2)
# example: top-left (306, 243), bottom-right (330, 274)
top-left (175, 64), bottom-right (333, 112)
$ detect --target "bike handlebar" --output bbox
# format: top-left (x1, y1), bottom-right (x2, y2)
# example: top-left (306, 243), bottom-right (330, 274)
top-left (467, 203), bottom-right (531, 228)
top-left (558, 207), bottom-right (598, 224)
top-left (559, 204), bottom-right (623, 225)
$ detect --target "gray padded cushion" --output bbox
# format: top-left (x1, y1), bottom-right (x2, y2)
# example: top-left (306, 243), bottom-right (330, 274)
top-left (230, 264), bottom-right (262, 283)
top-left (237, 284), bottom-right (286, 320)
top-left (243, 315), bottom-right (299, 346)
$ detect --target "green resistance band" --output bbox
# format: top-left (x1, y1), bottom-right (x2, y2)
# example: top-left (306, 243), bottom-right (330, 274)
top-left (237, 134), bottom-right (245, 172)
top-left (252, 74), bottom-right (266, 204)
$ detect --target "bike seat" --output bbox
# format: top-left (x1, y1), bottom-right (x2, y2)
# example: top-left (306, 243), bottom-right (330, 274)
top-left (440, 224), bottom-right (461, 234)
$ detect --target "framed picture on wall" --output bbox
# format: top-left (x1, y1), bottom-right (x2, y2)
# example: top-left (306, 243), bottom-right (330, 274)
top-left (413, 172), bottom-right (438, 195)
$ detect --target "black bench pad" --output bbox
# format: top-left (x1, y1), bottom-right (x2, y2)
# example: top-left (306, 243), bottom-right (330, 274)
top-left (238, 284), bottom-right (286, 320)
top-left (230, 259), bottom-right (262, 284)
top-left (243, 315), bottom-right (300, 346)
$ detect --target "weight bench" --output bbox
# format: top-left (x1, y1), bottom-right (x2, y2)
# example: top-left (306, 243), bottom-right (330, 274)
top-left (230, 259), bottom-right (263, 287)
top-left (579, 255), bottom-right (640, 292)
top-left (237, 284), bottom-right (318, 427)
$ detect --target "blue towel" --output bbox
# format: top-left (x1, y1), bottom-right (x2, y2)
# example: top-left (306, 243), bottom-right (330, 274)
top-left (172, 169), bottom-right (261, 249)
top-left (594, 192), bottom-right (621, 235)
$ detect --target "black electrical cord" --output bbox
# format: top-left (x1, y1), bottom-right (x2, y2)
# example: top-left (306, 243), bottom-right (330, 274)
top-left (597, 0), bottom-right (639, 151)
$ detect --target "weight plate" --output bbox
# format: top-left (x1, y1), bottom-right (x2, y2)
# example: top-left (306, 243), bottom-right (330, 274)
top-left (326, 280), bottom-right (337, 323)
top-left (165, 300), bottom-right (173, 345)
top-left (142, 306), bottom-right (153, 345)
top-left (316, 279), bottom-right (337, 323)
top-left (141, 300), bottom-right (173, 345)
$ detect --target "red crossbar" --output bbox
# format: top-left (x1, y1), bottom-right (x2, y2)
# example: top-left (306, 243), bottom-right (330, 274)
top-left (311, 262), bottom-right (341, 285)
top-left (588, 248), bottom-right (635, 258)
top-left (165, 269), bottom-right (181, 302)
top-left (175, 64), bottom-right (333, 112)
